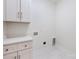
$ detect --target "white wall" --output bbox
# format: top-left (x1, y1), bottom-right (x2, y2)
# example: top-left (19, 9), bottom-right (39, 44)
top-left (3, 0), bottom-right (76, 53)
top-left (28, 0), bottom-right (56, 49)
top-left (3, 0), bottom-right (56, 49)
top-left (56, 0), bottom-right (76, 53)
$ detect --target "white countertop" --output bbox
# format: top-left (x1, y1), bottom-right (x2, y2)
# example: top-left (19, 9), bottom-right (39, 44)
top-left (3, 36), bottom-right (32, 45)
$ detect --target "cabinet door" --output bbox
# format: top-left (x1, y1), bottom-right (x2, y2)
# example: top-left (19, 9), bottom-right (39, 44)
top-left (4, 52), bottom-right (17, 59)
top-left (18, 49), bottom-right (32, 59)
top-left (6, 0), bottom-right (19, 21)
top-left (21, 0), bottom-right (31, 22)
top-left (3, 0), bottom-right (6, 21)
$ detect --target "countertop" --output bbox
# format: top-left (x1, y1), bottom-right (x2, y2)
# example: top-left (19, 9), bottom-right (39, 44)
top-left (3, 36), bottom-right (32, 45)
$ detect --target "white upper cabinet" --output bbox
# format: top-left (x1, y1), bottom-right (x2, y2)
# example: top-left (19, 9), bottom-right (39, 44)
top-left (6, 0), bottom-right (19, 21)
top-left (4, 0), bottom-right (31, 22)
top-left (21, 0), bottom-right (31, 22)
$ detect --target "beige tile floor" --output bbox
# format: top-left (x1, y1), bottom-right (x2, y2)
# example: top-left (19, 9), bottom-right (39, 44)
top-left (33, 46), bottom-right (76, 59)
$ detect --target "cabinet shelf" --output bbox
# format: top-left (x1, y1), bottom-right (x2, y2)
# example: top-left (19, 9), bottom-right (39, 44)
top-left (3, 36), bottom-right (32, 45)
top-left (3, 20), bottom-right (31, 24)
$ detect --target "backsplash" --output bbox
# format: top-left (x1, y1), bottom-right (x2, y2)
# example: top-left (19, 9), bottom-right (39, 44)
top-left (3, 22), bottom-right (30, 38)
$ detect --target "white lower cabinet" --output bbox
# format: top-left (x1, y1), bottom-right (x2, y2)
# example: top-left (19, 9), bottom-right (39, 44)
top-left (4, 52), bottom-right (17, 59)
top-left (18, 49), bottom-right (32, 59)
top-left (3, 41), bottom-right (32, 59)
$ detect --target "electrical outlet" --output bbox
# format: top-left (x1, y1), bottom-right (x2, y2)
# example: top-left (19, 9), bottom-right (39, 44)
top-left (33, 32), bottom-right (38, 36)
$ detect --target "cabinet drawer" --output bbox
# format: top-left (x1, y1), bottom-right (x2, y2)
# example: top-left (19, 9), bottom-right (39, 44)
top-left (18, 41), bottom-right (32, 50)
top-left (3, 44), bottom-right (18, 54)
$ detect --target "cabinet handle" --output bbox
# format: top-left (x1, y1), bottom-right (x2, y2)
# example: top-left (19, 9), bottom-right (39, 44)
top-left (21, 12), bottom-right (23, 18)
top-left (25, 44), bottom-right (27, 47)
top-left (18, 12), bottom-right (19, 18)
top-left (21, 10), bottom-right (23, 19)
top-left (18, 55), bottom-right (20, 59)
top-left (14, 56), bottom-right (17, 59)
top-left (5, 49), bottom-right (8, 52)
